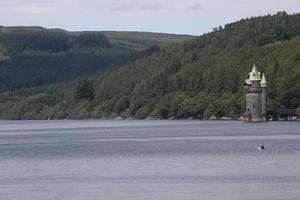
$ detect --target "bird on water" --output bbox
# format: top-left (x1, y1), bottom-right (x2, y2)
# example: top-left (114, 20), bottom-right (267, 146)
top-left (258, 145), bottom-right (265, 150)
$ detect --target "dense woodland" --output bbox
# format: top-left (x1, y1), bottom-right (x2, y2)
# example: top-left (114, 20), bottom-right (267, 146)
top-left (0, 27), bottom-right (192, 91)
top-left (0, 12), bottom-right (300, 120)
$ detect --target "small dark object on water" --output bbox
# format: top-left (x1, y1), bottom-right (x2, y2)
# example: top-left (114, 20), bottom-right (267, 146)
top-left (258, 145), bottom-right (265, 150)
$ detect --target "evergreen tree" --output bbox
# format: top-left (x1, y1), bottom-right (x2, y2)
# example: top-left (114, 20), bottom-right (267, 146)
top-left (74, 80), bottom-right (95, 101)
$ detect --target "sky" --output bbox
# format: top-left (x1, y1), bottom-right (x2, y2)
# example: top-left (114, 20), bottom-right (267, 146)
top-left (0, 0), bottom-right (299, 35)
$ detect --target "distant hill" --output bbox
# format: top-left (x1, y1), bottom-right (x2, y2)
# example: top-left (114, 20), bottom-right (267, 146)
top-left (101, 31), bottom-right (194, 50)
top-left (1, 12), bottom-right (300, 120)
top-left (0, 26), bottom-right (194, 91)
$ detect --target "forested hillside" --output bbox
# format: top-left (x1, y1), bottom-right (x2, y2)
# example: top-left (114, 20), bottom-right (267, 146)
top-left (1, 12), bottom-right (300, 120)
top-left (0, 26), bottom-right (193, 91)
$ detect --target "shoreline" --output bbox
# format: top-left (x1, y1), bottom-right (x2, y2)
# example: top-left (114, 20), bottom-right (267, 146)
top-left (0, 118), bottom-right (298, 122)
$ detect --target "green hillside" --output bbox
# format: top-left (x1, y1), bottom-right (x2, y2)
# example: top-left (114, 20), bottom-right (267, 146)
top-left (0, 26), bottom-right (193, 91)
top-left (101, 31), bottom-right (194, 51)
top-left (1, 12), bottom-right (300, 120)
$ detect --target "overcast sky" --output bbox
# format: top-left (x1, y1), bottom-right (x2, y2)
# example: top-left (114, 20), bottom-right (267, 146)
top-left (0, 0), bottom-right (299, 35)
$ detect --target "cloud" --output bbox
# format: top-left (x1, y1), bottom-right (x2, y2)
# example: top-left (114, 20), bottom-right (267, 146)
top-left (15, 5), bottom-right (52, 14)
top-left (112, 1), bottom-right (162, 11)
top-left (139, 3), bottom-right (162, 10)
top-left (187, 3), bottom-right (204, 11)
top-left (112, 2), bottom-right (136, 11)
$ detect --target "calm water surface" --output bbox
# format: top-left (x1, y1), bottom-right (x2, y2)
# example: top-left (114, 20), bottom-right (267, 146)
top-left (0, 120), bottom-right (299, 200)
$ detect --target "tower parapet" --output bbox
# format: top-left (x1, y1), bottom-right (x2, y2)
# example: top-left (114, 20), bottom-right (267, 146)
top-left (243, 64), bottom-right (267, 122)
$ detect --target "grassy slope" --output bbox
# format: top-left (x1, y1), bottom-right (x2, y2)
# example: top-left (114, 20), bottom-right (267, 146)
top-left (101, 31), bottom-right (194, 50)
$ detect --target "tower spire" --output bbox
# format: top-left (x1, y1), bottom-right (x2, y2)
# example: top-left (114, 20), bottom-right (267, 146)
top-left (249, 63), bottom-right (261, 80)
top-left (261, 73), bottom-right (267, 87)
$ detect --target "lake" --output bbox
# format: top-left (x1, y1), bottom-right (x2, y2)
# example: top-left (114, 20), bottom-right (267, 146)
top-left (0, 120), bottom-right (299, 200)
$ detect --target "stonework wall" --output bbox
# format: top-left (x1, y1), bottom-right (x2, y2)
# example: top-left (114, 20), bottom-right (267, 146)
top-left (246, 93), bottom-right (262, 119)
top-left (244, 80), bottom-right (264, 122)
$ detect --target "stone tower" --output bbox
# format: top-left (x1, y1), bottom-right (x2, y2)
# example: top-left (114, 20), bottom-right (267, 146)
top-left (243, 64), bottom-right (267, 122)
